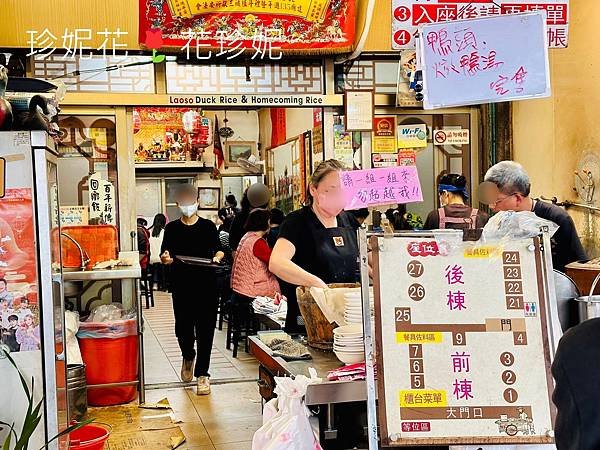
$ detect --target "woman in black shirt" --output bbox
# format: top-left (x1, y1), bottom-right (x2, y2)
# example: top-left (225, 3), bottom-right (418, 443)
top-left (269, 160), bottom-right (359, 332)
top-left (160, 184), bottom-right (224, 395)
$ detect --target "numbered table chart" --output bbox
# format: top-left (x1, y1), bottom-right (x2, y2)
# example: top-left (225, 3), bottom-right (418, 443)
top-left (371, 235), bottom-right (556, 447)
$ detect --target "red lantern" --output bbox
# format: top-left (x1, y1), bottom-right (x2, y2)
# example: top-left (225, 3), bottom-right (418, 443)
top-left (182, 110), bottom-right (201, 134)
top-left (132, 109), bottom-right (141, 134)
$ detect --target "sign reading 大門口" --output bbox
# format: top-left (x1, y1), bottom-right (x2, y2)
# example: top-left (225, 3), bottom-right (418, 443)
top-left (419, 12), bottom-right (551, 109)
top-left (340, 166), bottom-right (423, 210)
top-left (391, 0), bottom-right (569, 49)
top-left (372, 235), bottom-right (555, 446)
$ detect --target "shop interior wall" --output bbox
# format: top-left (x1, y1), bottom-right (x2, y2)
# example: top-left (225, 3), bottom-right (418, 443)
top-left (512, 0), bottom-right (600, 258)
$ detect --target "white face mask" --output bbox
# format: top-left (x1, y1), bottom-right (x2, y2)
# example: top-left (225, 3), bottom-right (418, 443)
top-left (179, 203), bottom-right (198, 218)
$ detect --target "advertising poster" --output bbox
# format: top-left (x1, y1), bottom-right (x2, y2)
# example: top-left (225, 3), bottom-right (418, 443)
top-left (333, 124), bottom-right (354, 169)
top-left (0, 188), bottom-right (41, 353)
top-left (398, 124), bottom-right (428, 149)
top-left (373, 117), bottom-right (397, 153)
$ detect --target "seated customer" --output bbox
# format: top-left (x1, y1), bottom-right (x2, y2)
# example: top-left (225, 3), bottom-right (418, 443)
top-left (552, 318), bottom-right (600, 450)
top-left (424, 173), bottom-right (489, 232)
top-left (230, 209), bottom-right (280, 348)
top-left (483, 161), bottom-right (586, 271)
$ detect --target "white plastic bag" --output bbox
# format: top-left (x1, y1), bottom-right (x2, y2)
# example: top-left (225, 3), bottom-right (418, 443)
top-left (253, 369), bottom-right (322, 450)
top-left (65, 311), bottom-right (83, 365)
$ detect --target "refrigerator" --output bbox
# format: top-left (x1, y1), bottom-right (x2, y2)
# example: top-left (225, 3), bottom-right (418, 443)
top-left (0, 131), bottom-right (68, 450)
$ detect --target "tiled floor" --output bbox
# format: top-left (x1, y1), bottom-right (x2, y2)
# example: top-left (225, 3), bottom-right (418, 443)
top-left (143, 291), bottom-right (258, 385)
top-left (137, 290), bottom-right (263, 449)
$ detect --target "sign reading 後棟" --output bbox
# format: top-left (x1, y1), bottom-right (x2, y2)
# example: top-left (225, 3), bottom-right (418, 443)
top-left (391, 0), bottom-right (569, 49)
top-left (371, 235), bottom-right (556, 446)
top-left (419, 12), bottom-right (551, 109)
top-left (340, 166), bottom-right (423, 210)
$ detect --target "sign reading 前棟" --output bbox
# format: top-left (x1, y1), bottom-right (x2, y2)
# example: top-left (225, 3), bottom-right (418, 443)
top-left (340, 166), bottom-right (423, 210)
top-left (419, 12), bottom-right (551, 109)
top-left (372, 235), bottom-right (556, 446)
top-left (391, 0), bottom-right (569, 49)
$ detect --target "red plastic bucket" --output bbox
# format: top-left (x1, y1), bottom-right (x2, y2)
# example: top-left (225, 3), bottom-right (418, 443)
top-left (69, 423), bottom-right (111, 450)
top-left (78, 319), bottom-right (139, 406)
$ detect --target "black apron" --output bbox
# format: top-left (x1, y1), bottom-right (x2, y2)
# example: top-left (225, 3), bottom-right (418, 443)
top-left (284, 212), bottom-right (359, 332)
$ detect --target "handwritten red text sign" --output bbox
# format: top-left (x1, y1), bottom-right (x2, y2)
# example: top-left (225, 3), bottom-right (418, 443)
top-left (340, 166), bottom-right (423, 210)
top-left (420, 12), bottom-right (550, 109)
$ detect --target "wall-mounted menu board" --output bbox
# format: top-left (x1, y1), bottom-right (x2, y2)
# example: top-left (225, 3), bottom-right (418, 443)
top-left (371, 235), bottom-right (555, 446)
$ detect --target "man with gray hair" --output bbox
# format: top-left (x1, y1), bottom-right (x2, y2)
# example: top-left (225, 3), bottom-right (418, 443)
top-left (483, 160), bottom-right (586, 272)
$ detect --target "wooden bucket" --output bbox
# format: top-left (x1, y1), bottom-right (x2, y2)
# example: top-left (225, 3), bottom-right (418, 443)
top-left (296, 283), bottom-right (359, 351)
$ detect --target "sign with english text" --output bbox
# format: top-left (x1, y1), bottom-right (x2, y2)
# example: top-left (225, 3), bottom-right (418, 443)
top-left (340, 166), bottom-right (423, 210)
top-left (392, 0), bottom-right (569, 49)
top-left (419, 12), bottom-right (551, 109)
top-left (372, 236), bottom-right (556, 446)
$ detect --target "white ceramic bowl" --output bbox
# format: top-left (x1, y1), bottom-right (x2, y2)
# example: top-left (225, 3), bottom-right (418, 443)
top-left (334, 350), bottom-right (366, 365)
top-left (334, 324), bottom-right (363, 336)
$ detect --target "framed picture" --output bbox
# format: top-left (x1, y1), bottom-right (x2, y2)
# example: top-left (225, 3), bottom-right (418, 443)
top-left (226, 141), bottom-right (256, 166)
top-left (197, 187), bottom-right (220, 210)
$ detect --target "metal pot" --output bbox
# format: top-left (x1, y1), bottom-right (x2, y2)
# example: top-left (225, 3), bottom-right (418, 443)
top-left (575, 272), bottom-right (600, 322)
top-left (554, 270), bottom-right (580, 332)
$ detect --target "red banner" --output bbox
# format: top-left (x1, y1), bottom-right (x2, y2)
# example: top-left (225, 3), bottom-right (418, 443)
top-left (270, 108), bottom-right (287, 147)
top-left (139, 0), bottom-right (356, 53)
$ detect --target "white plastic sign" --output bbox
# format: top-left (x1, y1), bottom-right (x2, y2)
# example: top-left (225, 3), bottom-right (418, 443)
top-left (419, 12), bottom-right (551, 109)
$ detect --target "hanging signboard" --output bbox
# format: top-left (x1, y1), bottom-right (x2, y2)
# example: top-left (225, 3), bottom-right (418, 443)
top-left (419, 12), bottom-right (551, 109)
top-left (139, 0), bottom-right (356, 53)
top-left (392, 0), bottom-right (569, 49)
top-left (373, 117), bottom-right (398, 153)
top-left (88, 173), bottom-right (117, 226)
top-left (434, 129), bottom-right (470, 146)
top-left (339, 166), bottom-right (423, 210)
top-left (372, 235), bottom-right (556, 446)
top-left (398, 124), bottom-right (427, 149)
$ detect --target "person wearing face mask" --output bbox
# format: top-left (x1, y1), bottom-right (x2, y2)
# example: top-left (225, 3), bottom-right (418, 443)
top-left (160, 184), bottom-right (224, 395)
top-left (269, 159), bottom-right (359, 333)
top-left (424, 173), bottom-right (489, 237)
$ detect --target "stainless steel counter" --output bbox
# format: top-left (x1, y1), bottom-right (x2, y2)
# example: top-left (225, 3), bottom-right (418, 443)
top-left (249, 336), bottom-right (369, 406)
top-left (62, 265), bottom-right (141, 281)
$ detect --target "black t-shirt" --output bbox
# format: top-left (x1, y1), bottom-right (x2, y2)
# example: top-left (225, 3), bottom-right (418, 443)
top-left (278, 206), bottom-right (357, 281)
top-left (533, 201), bottom-right (587, 271)
top-left (161, 217), bottom-right (222, 283)
top-left (552, 318), bottom-right (600, 450)
top-left (229, 210), bottom-right (249, 251)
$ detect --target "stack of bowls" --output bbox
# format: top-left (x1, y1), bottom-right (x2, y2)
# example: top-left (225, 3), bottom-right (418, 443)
top-left (333, 324), bottom-right (365, 364)
top-left (343, 291), bottom-right (374, 325)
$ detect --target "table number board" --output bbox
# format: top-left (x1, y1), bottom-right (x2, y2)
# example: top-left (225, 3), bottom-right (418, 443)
top-left (372, 235), bottom-right (555, 446)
